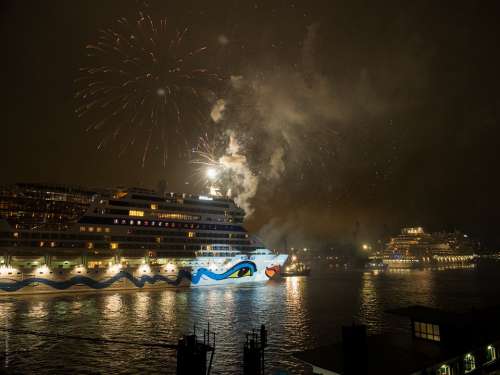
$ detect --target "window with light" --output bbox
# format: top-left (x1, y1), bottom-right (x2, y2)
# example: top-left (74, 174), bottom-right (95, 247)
top-left (464, 353), bottom-right (475, 373)
top-left (436, 364), bottom-right (451, 375)
top-left (486, 345), bottom-right (496, 362)
top-left (414, 321), bottom-right (440, 341)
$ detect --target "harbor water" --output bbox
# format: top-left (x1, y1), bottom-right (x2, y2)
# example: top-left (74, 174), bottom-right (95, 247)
top-left (1, 263), bottom-right (499, 374)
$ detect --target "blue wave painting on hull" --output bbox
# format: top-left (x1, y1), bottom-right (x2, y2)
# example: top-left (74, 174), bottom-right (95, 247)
top-left (0, 261), bottom-right (257, 292)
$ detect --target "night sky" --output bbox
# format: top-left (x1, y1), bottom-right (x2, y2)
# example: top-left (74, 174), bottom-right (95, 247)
top-left (2, 0), bottom-right (500, 248)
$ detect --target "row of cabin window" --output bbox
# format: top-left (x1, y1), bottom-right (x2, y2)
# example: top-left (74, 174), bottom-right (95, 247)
top-left (80, 226), bottom-right (110, 233)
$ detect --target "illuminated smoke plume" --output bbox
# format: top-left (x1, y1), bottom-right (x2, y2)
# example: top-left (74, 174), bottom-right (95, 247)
top-left (197, 24), bottom-right (342, 216)
top-left (267, 147), bottom-right (285, 180)
top-left (217, 34), bottom-right (229, 45)
top-left (218, 132), bottom-right (259, 216)
top-left (230, 75), bottom-right (244, 90)
top-left (210, 99), bottom-right (226, 123)
top-left (198, 23), bottom-right (388, 220)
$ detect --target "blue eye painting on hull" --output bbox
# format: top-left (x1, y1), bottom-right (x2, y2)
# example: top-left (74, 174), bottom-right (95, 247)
top-left (191, 261), bottom-right (257, 284)
top-left (0, 261), bottom-right (258, 292)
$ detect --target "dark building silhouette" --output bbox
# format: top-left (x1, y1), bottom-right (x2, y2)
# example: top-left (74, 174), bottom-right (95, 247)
top-left (295, 305), bottom-right (500, 374)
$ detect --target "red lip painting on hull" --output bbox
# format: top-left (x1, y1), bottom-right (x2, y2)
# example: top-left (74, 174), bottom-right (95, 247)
top-left (265, 266), bottom-right (281, 279)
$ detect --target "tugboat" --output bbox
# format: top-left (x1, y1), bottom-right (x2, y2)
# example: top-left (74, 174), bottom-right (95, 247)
top-left (281, 255), bottom-right (311, 277)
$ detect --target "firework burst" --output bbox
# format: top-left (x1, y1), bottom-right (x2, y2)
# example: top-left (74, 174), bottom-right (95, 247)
top-left (190, 133), bottom-right (227, 193)
top-left (75, 9), bottom-right (222, 166)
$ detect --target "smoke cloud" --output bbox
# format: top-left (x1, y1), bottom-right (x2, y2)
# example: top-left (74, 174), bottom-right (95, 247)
top-left (211, 22), bottom-right (393, 224)
top-left (210, 99), bottom-right (226, 123)
top-left (267, 147), bottom-right (285, 180)
top-left (218, 132), bottom-right (259, 216)
top-left (209, 23), bottom-right (344, 216)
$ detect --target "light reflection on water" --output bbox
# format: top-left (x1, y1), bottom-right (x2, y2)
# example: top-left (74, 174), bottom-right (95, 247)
top-left (0, 265), bottom-right (499, 374)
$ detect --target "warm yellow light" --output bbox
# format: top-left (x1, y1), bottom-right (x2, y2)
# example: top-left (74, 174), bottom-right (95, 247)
top-left (150, 203), bottom-right (158, 210)
top-left (107, 264), bottom-right (121, 274)
top-left (292, 255), bottom-right (297, 262)
top-left (110, 242), bottom-right (118, 250)
top-left (157, 212), bottom-right (198, 220)
top-left (362, 244), bottom-right (369, 250)
top-left (36, 265), bottom-right (50, 275)
top-left (116, 191), bottom-right (128, 199)
top-left (139, 264), bottom-right (151, 273)
top-left (187, 231), bottom-right (195, 238)
top-left (207, 168), bottom-right (218, 180)
top-left (0, 265), bottom-right (17, 275)
top-left (129, 210), bottom-right (144, 217)
top-left (165, 263), bottom-right (176, 272)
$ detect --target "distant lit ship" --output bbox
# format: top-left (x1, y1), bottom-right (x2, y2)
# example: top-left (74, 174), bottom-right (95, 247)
top-left (0, 183), bottom-right (287, 294)
top-left (382, 227), bottom-right (477, 268)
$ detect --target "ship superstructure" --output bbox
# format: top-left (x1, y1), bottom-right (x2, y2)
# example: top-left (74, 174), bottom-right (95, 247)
top-left (0, 183), bottom-right (286, 294)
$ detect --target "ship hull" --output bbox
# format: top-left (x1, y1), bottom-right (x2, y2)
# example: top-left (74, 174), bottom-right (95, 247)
top-left (0, 255), bottom-right (287, 295)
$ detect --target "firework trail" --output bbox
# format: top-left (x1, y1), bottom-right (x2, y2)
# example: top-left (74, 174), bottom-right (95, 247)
top-left (75, 9), bottom-right (221, 166)
top-left (191, 133), bottom-right (226, 192)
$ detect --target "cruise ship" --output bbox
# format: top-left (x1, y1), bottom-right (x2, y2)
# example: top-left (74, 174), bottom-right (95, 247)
top-left (382, 227), bottom-right (478, 268)
top-left (0, 183), bottom-right (287, 294)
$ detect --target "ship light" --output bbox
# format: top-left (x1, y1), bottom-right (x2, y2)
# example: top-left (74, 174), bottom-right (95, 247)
top-left (36, 265), bottom-right (50, 275)
top-left (108, 264), bottom-right (122, 274)
top-left (0, 265), bottom-right (17, 275)
top-left (74, 265), bottom-right (86, 274)
top-left (139, 264), bottom-right (151, 273)
top-left (165, 263), bottom-right (176, 273)
top-left (292, 255), bottom-right (297, 262)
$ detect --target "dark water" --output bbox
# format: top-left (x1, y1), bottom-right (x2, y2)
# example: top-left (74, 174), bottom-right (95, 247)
top-left (1, 264), bottom-right (500, 374)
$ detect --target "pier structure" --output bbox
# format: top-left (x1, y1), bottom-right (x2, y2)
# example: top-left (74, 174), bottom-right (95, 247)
top-left (176, 324), bottom-right (216, 375)
top-left (243, 324), bottom-right (268, 375)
